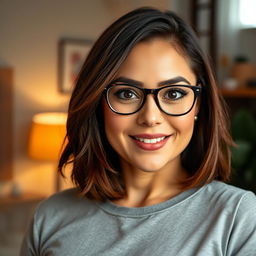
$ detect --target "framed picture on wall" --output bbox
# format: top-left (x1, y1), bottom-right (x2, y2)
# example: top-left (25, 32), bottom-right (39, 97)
top-left (58, 38), bottom-right (93, 94)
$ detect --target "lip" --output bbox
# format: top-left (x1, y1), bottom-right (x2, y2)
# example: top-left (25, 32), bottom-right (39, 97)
top-left (131, 133), bottom-right (169, 139)
top-left (130, 133), bottom-right (171, 151)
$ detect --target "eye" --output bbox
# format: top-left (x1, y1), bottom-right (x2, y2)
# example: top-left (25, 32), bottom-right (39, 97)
top-left (163, 88), bottom-right (187, 101)
top-left (114, 88), bottom-right (140, 100)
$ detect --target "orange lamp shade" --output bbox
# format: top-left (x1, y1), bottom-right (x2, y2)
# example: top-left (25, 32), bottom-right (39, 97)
top-left (28, 112), bottom-right (67, 161)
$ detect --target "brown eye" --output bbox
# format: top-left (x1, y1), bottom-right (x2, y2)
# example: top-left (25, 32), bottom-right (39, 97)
top-left (168, 91), bottom-right (179, 99)
top-left (114, 89), bottom-right (139, 100)
top-left (164, 88), bottom-right (187, 101)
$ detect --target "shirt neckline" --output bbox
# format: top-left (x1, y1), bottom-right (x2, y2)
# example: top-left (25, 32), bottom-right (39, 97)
top-left (97, 185), bottom-right (206, 217)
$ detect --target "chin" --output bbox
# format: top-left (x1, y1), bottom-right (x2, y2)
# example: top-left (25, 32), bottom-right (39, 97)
top-left (129, 156), bottom-right (171, 173)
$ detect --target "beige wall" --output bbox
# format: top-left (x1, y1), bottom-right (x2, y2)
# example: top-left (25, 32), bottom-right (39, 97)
top-left (0, 0), bottom-right (171, 196)
top-left (0, 0), bottom-right (113, 196)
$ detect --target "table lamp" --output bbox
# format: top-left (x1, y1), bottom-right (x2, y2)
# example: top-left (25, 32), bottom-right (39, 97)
top-left (28, 112), bottom-right (67, 191)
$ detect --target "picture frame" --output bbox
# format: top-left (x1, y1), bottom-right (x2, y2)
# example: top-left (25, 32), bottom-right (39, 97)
top-left (58, 38), bottom-right (93, 94)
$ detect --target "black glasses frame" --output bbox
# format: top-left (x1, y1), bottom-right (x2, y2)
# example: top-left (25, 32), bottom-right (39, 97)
top-left (104, 83), bottom-right (202, 116)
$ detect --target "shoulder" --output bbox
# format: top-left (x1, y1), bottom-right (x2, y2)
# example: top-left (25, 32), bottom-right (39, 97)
top-left (203, 180), bottom-right (256, 218)
top-left (38, 188), bottom-right (83, 209)
top-left (204, 180), bottom-right (255, 201)
top-left (21, 189), bottom-right (103, 255)
top-left (35, 188), bottom-right (98, 220)
top-left (40, 187), bottom-right (84, 205)
top-left (197, 181), bottom-right (256, 254)
top-left (204, 183), bottom-right (256, 254)
top-left (195, 181), bottom-right (256, 214)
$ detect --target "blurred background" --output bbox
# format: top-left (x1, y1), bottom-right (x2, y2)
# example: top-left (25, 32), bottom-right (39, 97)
top-left (0, 0), bottom-right (255, 255)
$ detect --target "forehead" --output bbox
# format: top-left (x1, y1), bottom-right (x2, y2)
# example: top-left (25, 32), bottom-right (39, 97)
top-left (116, 38), bottom-right (196, 86)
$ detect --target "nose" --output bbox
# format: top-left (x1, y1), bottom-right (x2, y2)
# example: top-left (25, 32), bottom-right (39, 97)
top-left (136, 94), bottom-right (164, 127)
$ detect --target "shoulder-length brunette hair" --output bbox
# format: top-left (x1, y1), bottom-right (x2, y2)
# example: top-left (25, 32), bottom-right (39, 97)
top-left (59, 7), bottom-right (233, 200)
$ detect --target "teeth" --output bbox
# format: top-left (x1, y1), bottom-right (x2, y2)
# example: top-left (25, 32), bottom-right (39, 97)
top-left (135, 136), bottom-right (165, 144)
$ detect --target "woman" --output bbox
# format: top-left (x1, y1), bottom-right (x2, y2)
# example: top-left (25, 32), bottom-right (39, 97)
top-left (21, 7), bottom-right (256, 256)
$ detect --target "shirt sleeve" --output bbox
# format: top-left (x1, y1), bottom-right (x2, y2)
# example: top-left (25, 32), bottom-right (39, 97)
top-left (19, 209), bottom-right (40, 256)
top-left (227, 191), bottom-right (256, 256)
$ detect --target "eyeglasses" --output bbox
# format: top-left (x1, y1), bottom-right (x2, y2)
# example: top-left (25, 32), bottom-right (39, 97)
top-left (104, 83), bottom-right (201, 116)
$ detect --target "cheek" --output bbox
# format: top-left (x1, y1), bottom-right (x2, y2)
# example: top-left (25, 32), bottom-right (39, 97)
top-left (171, 112), bottom-right (196, 137)
top-left (102, 101), bottom-right (129, 143)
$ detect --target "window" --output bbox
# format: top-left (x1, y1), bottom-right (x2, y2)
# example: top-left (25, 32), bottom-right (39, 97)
top-left (240, 0), bottom-right (256, 27)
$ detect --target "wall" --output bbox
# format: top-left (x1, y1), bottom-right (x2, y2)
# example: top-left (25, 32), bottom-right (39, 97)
top-left (0, 0), bottom-right (114, 196)
top-left (239, 28), bottom-right (256, 63)
top-left (170, 0), bottom-right (190, 24)
top-left (0, 0), bottom-right (170, 196)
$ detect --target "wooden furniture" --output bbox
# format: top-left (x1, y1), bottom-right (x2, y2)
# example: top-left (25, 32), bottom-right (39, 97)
top-left (0, 67), bottom-right (13, 181)
top-left (221, 87), bottom-right (256, 116)
top-left (221, 88), bottom-right (256, 98)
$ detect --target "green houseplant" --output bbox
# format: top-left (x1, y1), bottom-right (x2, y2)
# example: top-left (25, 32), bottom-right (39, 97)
top-left (230, 109), bottom-right (256, 192)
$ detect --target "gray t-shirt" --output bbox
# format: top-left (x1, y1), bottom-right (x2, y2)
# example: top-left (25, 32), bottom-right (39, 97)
top-left (20, 181), bottom-right (256, 256)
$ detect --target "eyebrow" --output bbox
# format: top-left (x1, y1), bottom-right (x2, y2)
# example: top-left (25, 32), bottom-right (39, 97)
top-left (112, 76), bottom-right (191, 87)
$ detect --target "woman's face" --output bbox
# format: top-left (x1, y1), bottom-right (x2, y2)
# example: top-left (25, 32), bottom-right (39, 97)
top-left (103, 38), bottom-right (199, 174)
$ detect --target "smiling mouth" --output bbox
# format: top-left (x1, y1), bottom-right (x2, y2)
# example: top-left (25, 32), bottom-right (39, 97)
top-left (129, 134), bottom-right (171, 151)
top-left (132, 136), bottom-right (166, 144)
top-left (130, 134), bottom-right (171, 144)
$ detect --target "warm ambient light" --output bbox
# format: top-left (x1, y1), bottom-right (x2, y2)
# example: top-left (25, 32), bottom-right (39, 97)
top-left (28, 112), bottom-right (67, 161)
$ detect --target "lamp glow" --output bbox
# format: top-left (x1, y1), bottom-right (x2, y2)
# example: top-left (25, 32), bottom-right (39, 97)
top-left (28, 112), bottom-right (67, 161)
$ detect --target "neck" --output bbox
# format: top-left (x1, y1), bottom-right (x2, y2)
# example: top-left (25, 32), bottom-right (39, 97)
top-left (112, 158), bottom-right (189, 207)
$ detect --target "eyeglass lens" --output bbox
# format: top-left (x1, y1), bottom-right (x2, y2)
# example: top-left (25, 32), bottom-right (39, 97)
top-left (107, 85), bottom-right (195, 115)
